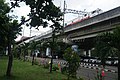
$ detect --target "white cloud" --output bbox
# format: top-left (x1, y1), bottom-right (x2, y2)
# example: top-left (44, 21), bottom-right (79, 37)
top-left (10, 2), bottom-right (30, 22)
top-left (8, 1), bottom-right (51, 40)
top-left (89, 0), bottom-right (120, 11)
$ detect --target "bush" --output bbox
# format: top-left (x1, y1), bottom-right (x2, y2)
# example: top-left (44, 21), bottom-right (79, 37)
top-left (34, 60), bottom-right (38, 65)
top-left (42, 61), bottom-right (49, 69)
top-left (61, 66), bottom-right (67, 74)
top-left (78, 78), bottom-right (84, 80)
top-left (63, 47), bottom-right (80, 80)
top-left (52, 64), bottom-right (59, 71)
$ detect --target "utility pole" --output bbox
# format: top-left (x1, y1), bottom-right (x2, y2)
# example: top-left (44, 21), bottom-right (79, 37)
top-left (30, 28), bottom-right (32, 37)
top-left (63, 0), bottom-right (66, 27)
top-left (23, 26), bottom-right (25, 36)
top-left (62, 0), bottom-right (89, 27)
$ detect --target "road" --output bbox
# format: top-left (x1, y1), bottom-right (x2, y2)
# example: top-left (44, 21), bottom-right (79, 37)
top-left (53, 59), bottom-right (118, 80)
top-left (77, 67), bottom-right (118, 80)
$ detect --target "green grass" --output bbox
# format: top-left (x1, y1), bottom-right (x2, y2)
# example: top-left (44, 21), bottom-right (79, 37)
top-left (0, 56), bottom-right (78, 80)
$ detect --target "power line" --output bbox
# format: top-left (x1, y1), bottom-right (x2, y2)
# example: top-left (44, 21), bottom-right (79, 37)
top-left (63, 0), bottom-right (103, 27)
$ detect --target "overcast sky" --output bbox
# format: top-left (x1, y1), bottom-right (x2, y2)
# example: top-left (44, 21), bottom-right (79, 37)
top-left (6, 0), bottom-right (120, 40)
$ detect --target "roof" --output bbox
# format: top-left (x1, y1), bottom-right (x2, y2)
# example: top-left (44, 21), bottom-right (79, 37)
top-left (16, 36), bottom-right (32, 44)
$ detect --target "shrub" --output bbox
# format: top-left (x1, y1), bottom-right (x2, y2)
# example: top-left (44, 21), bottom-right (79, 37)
top-left (63, 47), bottom-right (80, 80)
top-left (34, 59), bottom-right (39, 65)
top-left (42, 61), bottom-right (49, 69)
top-left (61, 66), bottom-right (67, 74)
top-left (52, 64), bottom-right (59, 71)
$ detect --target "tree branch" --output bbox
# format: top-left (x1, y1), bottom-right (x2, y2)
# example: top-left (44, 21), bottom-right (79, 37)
top-left (17, 17), bottom-right (31, 27)
top-left (9, 1), bottom-right (21, 12)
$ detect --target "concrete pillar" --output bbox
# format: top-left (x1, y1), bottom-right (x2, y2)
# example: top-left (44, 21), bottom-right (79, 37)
top-left (84, 50), bottom-right (91, 57)
top-left (84, 51), bottom-right (86, 56)
top-left (46, 47), bottom-right (51, 56)
top-left (88, 50), bottom-right (91, 57)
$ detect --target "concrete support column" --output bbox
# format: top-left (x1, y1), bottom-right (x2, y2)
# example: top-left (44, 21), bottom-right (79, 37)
top-left (84, 50), bottom-right (91, 57)
top-left (88, 50), bottom-right (91, 57)
top-left (84, 51), bottom-right (86, 56)
top-left (46, 47), bottom-right (51, 56)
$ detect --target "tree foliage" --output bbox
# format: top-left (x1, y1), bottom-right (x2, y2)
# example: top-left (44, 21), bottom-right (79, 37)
top-left (95, 32), bottom-right (116, 66)
top-left (0, 0), bottom-right (22, 76)
top-left (9, 0), bottom-right (63, 71)
top-left (9, 0), bottom-right (63, 32)
top-left (95, 26), bottom-right (120, 80)
top-left (63, 47), bottom-right (80, 80)
top-left (0, 0), bottom-right (22, 50)
top-left (56, 42), bottom-right (69, 58)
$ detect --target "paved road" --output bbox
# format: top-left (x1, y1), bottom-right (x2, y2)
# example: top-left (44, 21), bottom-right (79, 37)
top-left (53, 59), bottom-right (118, 80)
top-left (77, 67), bottom-right (118, 80)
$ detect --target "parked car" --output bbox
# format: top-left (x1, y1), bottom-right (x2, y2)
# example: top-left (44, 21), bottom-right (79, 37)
top-left (83, 59), bottom-right (89, 62)
top-left (96, 59), bottom-right (101, 64)
top-left (89, 59), bottom-right (97, 63)
top-left (114, 60), bottom-right (118, 66)
top-left (106, 61), bottom-right (112, 65)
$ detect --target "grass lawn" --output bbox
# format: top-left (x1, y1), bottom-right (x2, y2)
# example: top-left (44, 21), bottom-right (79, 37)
top-left (0, 56), bottom-right (79, 80)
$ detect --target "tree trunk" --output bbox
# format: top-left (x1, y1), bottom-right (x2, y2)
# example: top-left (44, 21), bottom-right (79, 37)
top-left (101, 59), bottom-right (106, 68)
top-left (6, 38), bottom-right (13, 76)
top-left (49, 43), bottom-right (54, 73)
top-left (18, 48), bottom-right (21, 60)
top-left (49, 32), bottom-right (55, 73)
top-left (23, 50), bottom-right (26, 61)
top-left (49, 54), bottom-right (53, 73)
top-left (32, 52), bottom-right (35, 65)
top-left (19, 49), bottom-right (21, 60)
top-left (67, 73), bottom-right (70, 80)
top-left (67, 63), bottom-right (70, 80)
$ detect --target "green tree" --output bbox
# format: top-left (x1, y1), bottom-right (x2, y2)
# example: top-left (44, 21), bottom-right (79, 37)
top-left (12, 44), bottom-right (21, 59)
top-left (56, 42), bottom-right (69, 58)
top-left (6, 20), bottom-right (22, 77)
top-left (111, 27), bottom-right (120, 80)
top-left (0, 0), bottom-right (63, 76)
top-left (63, 47), bottom-right (80, 80)
top-left (28, 40), bottom-right (42, 65)
top-left (29, 41), bottom-right (37, 65)
top-left (0, 0), bottom-right (10, 52)
top-left (20, 42), bottom-right (29, 61)
top-left (95, 32), bottom-right (114, 67)
top-left (9, 0), bottom-right (63, 30)
top-left (95, 27), bottom-right (120, 80)
top-left (9, 0), bottom-right (63, 73)
top-left (0, 0), bottom-right (22, 76)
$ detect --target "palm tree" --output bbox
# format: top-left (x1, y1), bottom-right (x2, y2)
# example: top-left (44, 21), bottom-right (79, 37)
top-left (29, 40), bottom-right (41, 65)
top-left (20, 43), bottom-right (30, 61)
